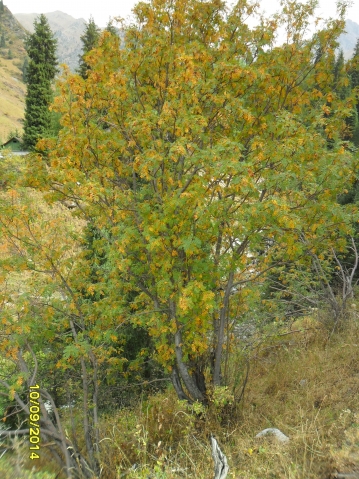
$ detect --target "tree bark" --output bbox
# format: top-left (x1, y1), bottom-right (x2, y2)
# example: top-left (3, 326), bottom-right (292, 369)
top-left (213, 271), bottom-right (234, 386)
top-left (174, 329), bottom-right (205, 402)
top-left (171, 366), bottom-right (192, 402)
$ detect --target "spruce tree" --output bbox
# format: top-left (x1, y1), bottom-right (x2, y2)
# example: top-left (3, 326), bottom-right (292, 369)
top-left (23, 14), bottom-right (58, 150)
top-left (333, 49), bottom-right (350, 100)
top-left (22, 56), bottom-right (29, 82)
top-left (349, 38), bottom-right (359, 145)
top-left (105, 21), bottom-right (117, 36)
top-left (78, 17), bottom-right (101, 79)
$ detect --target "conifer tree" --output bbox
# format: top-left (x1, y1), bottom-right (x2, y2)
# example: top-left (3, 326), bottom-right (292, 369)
top-left (333, 49), bottom-right (350, 100)
top-left (23, 14), bottom-right (58, 150)
top-left (349, 38), bottom-right (359, 145)
top-left (22, 56), bottom-right (29, 82)
top-left (78, 16), bottom-right (101, 79)
top-left (105, 21), bottom-right (117, 36)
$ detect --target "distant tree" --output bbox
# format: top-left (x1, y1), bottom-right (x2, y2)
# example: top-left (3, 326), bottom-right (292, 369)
top-left (349, 38), bottom-right (359, 145)
top-left (0, 33), bottom-right (5, 48)
top-left (333, 49), bottom-right (350, 100)
top-left (23, 14), bottom-right (58, 150)
top-left (22, 56), bottom-right (29, 82)
top-left (0, 1), bottom-right (4, 14)
top-left (105, 20), bottom-right (117, 36)
top-left (78, 16), bottom-right (101, 79)
top-left (6, 128), bottom-right (21, 142)
top-left (7, 48), bottom-right (12, 59)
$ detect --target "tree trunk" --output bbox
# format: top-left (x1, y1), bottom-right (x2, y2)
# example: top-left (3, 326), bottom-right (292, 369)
top-left (213, 272), bottom-right (234, 386)
top-left (174, 329), bottom-right (205, 402)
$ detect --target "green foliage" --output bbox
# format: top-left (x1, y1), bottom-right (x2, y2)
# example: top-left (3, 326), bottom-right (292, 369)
top-left (0, 32), bottom-right (5, 48)
top-left (0, 458), bottom-right (55, 479)
top-left (6, 128), bottom-right (21, 141)
top-left (35, 0), bottom-right (357, 403)
top-left (349, 39), bottom-right (359, 146)
top-left (77, 16), bottom-right (101, 79)
top-left (23, 14), bottom-right (58, 150)
top-left (105, 21), bottom-right (118, 36)
top-left (333, 50), bottom-right (349, 100)
top-left (22, 56), bottom-right (29, 82)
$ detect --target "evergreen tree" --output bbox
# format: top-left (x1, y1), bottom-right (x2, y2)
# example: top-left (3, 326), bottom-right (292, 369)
top-left (78, 16), bottom-right (101, 79)
top-left (0, 33), bottom-right (5, 48)
top-left (333, 49), bottom-right (350, 100)
top-left (23, 14), bottom-right (58, 150)
top-left (349, 38), bottom-right (359, 146)
top-left (22, 56), bottom-right (29, 82)
top-left (0, 1), bottom-right (4, 14)
top-left (105, 21), bottom-right (117, 36)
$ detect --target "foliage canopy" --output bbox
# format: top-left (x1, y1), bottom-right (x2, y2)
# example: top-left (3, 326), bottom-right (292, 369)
top-left (29, 0), bottom-right (358, 403)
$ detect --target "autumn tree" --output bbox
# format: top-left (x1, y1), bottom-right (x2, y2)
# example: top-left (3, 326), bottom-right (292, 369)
top-left (23, 14), bottom-right (58, 150)
top-left (0, 182), bottom-right (106, 477)
top-left (0, 158), bottom-right (156, 477)
top-left (28, 0), bottom-right (359, 405)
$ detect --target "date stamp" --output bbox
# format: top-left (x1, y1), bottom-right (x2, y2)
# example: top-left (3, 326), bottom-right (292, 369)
top-left (29, 384), bottom-right (40, 460)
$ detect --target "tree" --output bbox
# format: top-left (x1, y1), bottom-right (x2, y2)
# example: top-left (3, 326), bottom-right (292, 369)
top-left (36, 0), bottom-right (358, 404)
top-left (333, 49), bottom-right (346, 98)
top-left (77, 16), bottom-right (101, 79)
top-left (105, 20), bottom-right (118, 36)
top-left (22, 56), bottom-right (29, 82)
top-left (23, 14), bottom-right (58, 150)
top-left (24, 0), bottom-right (359, 405)
top-left (0, 186), bottom-right (107, 478)
top-left (0, 33), bottom-right (5, 48)
top-left (349, 38), bottom-right (359, 145)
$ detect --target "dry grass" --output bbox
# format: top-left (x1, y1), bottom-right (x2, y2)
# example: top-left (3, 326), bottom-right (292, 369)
top-left (0, 57), bottom-right (26, 142)
top-left (95, 313), bottom-right (359, 479)
top-left (8, 312), bottom-right (359, 479)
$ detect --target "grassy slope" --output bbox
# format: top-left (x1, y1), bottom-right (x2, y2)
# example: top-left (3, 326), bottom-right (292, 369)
top-left (0, 6), bottom-right (27, 143)
top-left (0, 57), bottom-right (26, 142)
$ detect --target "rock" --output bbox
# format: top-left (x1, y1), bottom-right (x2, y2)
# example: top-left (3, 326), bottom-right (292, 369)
top-left (255, 428), bottom-right (289, 443)
top-left (335, 474), bottom-right (359, 479)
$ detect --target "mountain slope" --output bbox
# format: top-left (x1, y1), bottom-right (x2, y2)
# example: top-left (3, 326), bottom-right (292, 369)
top-left (14, 11), bottom-right (86, 72)
top-left (0, 5), bottom-right (27, 142)
top-left (339, 19), bottom-right (359, 59)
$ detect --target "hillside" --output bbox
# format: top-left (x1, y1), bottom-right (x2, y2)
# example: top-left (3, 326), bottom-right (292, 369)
top-left (0, 5), bottom-right (27, 143)
top-left (339, 19), bottom-right (359, 59)
top-left (14, 11), bottom-right (86, 72)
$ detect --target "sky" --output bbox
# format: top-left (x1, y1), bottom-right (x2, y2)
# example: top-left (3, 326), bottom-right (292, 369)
top-left (5, 0), bottom-right (359, 28)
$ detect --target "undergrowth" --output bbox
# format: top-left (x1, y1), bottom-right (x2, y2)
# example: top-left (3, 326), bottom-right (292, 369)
top-left (10, 310), bottom-right (359, 478)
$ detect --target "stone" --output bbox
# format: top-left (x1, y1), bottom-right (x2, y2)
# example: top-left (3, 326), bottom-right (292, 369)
top-left (255, 428), bottom-right (289, 443)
